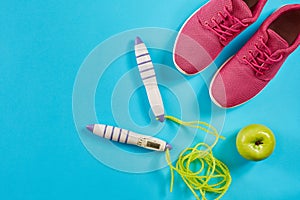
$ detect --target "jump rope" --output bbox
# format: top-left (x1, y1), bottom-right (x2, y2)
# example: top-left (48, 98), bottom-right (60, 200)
top-left (163, 115), bottom-right (231, 200)
top-left (89, 37), bottom-right (232, 200)
top-left (136, 37), bottom-right (231, 200)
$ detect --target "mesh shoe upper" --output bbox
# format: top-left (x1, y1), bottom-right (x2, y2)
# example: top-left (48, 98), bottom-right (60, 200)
top-left (173, 0), bottom-right (267, 75)
top-left (210, 4), bottom-right (300, 108)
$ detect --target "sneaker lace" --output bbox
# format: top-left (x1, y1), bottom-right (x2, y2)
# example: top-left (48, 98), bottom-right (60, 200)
top-left (204, 6), bottom-right (248, 42)
top-left (243, 37), bottom-right (283, 77)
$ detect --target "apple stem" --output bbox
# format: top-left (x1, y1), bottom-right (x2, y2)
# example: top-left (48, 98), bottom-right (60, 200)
top-left (255, 140), bottom-right (263, 146)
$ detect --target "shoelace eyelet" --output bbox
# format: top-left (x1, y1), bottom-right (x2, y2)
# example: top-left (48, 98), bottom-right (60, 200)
top-left (244, 38), bottom-right (284, 77)
top-left (204, 6), bottom-right (248, 43)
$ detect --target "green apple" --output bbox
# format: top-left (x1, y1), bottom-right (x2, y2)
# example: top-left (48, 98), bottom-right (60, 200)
top-left (236, 124), bottom-right (276, 161)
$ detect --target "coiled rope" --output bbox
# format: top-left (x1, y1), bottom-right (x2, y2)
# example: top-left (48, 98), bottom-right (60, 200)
top-left (164, 115), bottom-right (231, 200)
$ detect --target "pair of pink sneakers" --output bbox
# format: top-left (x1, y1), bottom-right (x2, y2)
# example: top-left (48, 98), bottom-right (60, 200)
top-left (173, 1), bottom-right (300, 108)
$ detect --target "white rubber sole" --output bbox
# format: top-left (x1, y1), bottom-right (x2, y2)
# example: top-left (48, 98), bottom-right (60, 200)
top-left (209, 56), bottom-right (232, 108)
top-left (209, 56), bottom-right (263, 109)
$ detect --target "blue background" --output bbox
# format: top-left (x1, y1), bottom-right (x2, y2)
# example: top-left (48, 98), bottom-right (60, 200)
top-left (1, 0), bottom-right (300, 199)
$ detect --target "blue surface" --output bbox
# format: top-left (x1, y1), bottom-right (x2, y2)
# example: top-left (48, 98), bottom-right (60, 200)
top-left (1, 0), bottom-right (300, 199)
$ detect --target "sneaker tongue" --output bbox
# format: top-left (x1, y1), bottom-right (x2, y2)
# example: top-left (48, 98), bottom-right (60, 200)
top-left (257, 29), bottom-right (289, 81)
top-left (266, 29), bottom-right (289, 53)
top-left (198, 0), bottom-right (252, 25)
top-left (231, 0), bottom-right (253, 19)
top-left (198, 0), bottom-right (232, 24)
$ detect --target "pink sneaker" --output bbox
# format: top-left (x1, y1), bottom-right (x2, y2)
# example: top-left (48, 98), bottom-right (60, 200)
top-left (173, 0), bottom-right (267, 75)
top-left (210, 4), bottom-right (300, 108)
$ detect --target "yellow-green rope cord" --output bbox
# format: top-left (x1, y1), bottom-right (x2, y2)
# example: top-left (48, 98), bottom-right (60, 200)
top-left (163, 115), bottom-right (231, 200)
